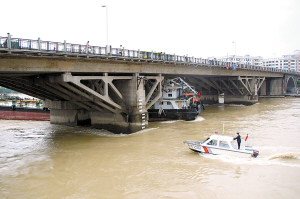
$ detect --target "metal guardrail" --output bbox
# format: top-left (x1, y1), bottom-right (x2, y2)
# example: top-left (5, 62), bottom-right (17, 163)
top-left (0, 34), bottom-right (299, 75)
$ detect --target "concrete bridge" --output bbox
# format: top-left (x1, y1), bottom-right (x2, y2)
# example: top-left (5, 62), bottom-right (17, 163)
top-left (1, 34), bottom-right (299, 133)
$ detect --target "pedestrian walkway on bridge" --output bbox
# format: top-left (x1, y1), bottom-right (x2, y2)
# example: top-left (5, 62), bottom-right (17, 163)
top-left (1, 33), bottom-right (298, 75)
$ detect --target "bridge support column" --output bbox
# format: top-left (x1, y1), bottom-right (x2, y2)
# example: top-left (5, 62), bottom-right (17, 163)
top-left (224, 76), bottom-right (262, 105)
top-left (50, 109), bottom-right (77, 126)
top-left (90, 74), bottom-right (148, 133)
top-left (260, 77), bottom-right (284, 96)
top-left (45, 101), bottom-right (91, 127)
top-left (270, 78), bottom-right (284, 95)
top-left (43, 73), bottom-right (163, 134)
top-left (224, 95), bottom-right (258, 105)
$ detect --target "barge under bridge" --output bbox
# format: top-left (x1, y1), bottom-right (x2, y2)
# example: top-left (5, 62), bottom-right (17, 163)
top-left (0, 34), bottom-right (299, 133)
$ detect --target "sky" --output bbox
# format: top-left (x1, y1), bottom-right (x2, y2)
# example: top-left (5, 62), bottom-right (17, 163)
top-left (1, 0), bottom-right (300, 59)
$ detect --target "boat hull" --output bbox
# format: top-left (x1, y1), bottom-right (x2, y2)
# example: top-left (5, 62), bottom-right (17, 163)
top-left (184, 141), bottom-right (257, 158)
top-left (148, 109), bottom-right (199, 122)
top-left (0, 106), bottom-right (50, 121)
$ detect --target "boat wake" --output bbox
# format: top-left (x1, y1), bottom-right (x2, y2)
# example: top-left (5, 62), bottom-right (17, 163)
top-left (200, 152), bottom-right (300, 168)
top-left (267, 152), bottom-right (300, 160)
top-left (185, 116), bottom-right (205, 123)
top-left (228, 104), bottom-right (246, 107)
top-left (134, 127), bottom-right (159, 134)
top-left (160, 120), bottom-right (179, 124)
top-left (88, 127), bottom-right (160, 137)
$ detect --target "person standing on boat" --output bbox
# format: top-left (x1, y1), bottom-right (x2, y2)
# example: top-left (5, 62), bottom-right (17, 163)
top-left (234, 133), bottom-right (241, 149)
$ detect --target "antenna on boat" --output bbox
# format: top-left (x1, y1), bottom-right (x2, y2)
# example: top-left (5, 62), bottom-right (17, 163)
top-left (223, 122), bottom-right (224, 135)
top-left (220, 121), bottom-right (228, 135)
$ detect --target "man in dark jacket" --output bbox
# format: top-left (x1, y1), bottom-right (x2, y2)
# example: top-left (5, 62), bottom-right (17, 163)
top-left (234, 133), bottom-right (241, 149)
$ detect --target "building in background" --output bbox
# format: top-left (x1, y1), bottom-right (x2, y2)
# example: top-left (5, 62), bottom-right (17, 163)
top-left (217, 55), bottom-right (264, 67)
top-left (216, 50), bottom-right (300, 72)
top-left (263, 50), bottom-right (300, 71)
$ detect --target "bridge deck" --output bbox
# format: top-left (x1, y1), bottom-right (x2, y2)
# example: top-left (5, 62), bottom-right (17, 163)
top-left (1, 35), bottom-right (299, 75)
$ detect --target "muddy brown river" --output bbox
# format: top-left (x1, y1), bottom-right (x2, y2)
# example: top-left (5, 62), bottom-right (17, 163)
top-left (1, 97), bottom-right (300, 199)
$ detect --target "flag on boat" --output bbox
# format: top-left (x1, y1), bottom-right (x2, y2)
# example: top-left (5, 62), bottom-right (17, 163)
top-left (197, 92), bottom-right (201, 98)
top-left (215, 132), bottom-right (218, 134)
top-left (245, 134), bottom-right (248, 141)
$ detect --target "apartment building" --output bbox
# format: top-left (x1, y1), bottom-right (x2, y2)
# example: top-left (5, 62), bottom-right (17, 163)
top-left (263, 50), bottom-right (300, 71)
top-left (218, 55), bottom-right (264, 66)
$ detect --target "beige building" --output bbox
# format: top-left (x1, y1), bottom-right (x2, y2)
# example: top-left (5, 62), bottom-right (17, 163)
top-left (263, 50), bottom-right (300, 71)
top-left (218, 55), bottom-right (264, 66)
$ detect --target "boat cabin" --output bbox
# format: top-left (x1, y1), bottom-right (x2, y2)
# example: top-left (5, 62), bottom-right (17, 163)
top-left (153, 85), bottom-right (189, 110)
top-left (152, 77), bottom-right (199, 110)
top-left (203, 134), bottom-right (239, 150)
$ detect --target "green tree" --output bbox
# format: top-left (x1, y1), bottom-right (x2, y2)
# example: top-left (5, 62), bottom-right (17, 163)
top-left (0, 86), bottom-right (19, 94)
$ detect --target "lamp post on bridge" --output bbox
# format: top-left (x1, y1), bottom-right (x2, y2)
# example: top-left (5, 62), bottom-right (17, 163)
top-left (273, 53), bottom-right (277, 68)
top-left (232, 41), bottom-right (236, 61)
top-left (102, 5), bottom-right (108, 47)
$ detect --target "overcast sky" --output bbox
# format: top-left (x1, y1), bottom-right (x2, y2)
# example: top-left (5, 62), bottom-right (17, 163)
top-left (1, 0), bottom-right (299, 59)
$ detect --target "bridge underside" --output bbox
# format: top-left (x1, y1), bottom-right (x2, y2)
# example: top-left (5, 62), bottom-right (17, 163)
top-left (0, 71), bottom-right (289, 133)
top-left (0, 72), bottom-right (164, 133)
top-left (0, 38), bottom-right (298, 133)
top-left (176, 75), bottom-right (284, 105)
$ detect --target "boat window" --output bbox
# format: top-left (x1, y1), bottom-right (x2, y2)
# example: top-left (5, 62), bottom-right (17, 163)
top-left (230, 141), bottom-right (238, 149)
top-left (207, 140), bottom-right (217, 146)
top-left (167, 102), bottom-right (172, 105)
top-left (168, 94), bottom-right (172, 97)
top-left (219, 141), bottom-right (229, 148)
top-left (203, 137), bottom-right (210, 142)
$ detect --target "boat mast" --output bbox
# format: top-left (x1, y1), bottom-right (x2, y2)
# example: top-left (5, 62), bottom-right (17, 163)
top-left (222, 122), bottom-right (225, 135)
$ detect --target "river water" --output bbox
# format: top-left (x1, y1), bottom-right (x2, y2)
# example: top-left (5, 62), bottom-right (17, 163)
top-left (1, 97), bottom-right (300, 199)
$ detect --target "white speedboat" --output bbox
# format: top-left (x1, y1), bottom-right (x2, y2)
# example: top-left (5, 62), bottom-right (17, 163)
top-left (184, 134), bottom-right (259, 158)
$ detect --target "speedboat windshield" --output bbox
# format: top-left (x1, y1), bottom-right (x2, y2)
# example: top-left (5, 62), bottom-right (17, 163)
top-left (203, 137), bottom-right (210, 143)
top-left (207, 139), bottom-right (217, 146)
top-left (230, 141), bottom-right (238, 149)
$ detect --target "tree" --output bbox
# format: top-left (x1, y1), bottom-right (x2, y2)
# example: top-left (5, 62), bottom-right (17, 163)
top-left (0, 86), bottom-right (19, 94)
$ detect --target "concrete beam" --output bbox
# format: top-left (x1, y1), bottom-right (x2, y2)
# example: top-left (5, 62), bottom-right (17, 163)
top-left (238, 77), bottom-right (252, 95)
top-left (197, 77), bottom-right (219, 91)
top-left (0, 57), bottom-right (285, 77)
top-left (229, 79), bottom-right (244, 95)
top-left (220, 80), bottom-right (235, 95)
top-left (212, 80), bottom-right (225, 93)
top-left (145, 75), bottom-right (164, 110)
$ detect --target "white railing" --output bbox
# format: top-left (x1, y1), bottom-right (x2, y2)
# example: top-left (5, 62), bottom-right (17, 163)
top-left (0, 34), bottom-right (299, 75)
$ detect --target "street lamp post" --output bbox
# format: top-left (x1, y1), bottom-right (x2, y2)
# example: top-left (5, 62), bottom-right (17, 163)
top-left (232, 41), bottom-right (236, 61)
top-left (102, 5), bottom-right (108, 47)
top-left (273, 53), bottom-right (277, 68)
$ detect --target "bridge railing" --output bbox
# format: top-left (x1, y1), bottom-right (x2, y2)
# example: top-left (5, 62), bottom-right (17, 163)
top-left (0, 35), bottom-right (298, 74)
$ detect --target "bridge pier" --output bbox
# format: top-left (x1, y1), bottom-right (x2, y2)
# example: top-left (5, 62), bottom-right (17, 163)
top-left (224, 95), bottom-right (259, 105)
top-left (223, 76), bottom-right (263, 105)
top-left (89, 74), bottom-right (148, 133)
top-left (259, 77), bottom-right (284, 96)
top-left (43, 73), bottom-right (163, 134)
top-left (284, 75), bottom-right (298, 95)
top-left (49, 108), bottom-right (90, 127)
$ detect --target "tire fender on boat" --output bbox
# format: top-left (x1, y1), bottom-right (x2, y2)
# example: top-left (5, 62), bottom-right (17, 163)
top-left (10, 105), bottom-right (16, 110)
